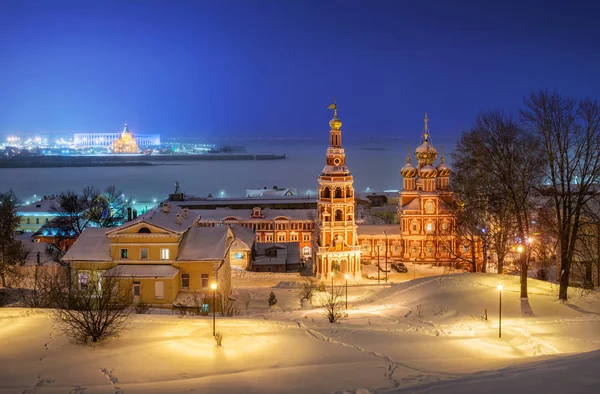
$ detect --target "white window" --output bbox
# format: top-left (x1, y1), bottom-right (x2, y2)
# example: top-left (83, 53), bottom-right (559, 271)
top-left (278, 234), bottom-right (286, 242)
top-left (303, 234), bottom-right (311, 242)
top-left (155, 281), bottom-right (164, 300)
top-left (140, 248), bottom-right (149, 260)
top-left (266, 234), bottom-right (273, 242)
top-left (426, 223), bottom-right (433, 232)
top-left (160, 248), bottom-right (169, 260)
top-left (201, 274), bottom-right (209, 288)
top-left (303, 246), bottom-right (311, 256)
top-left (78, 273), bottom-right (89, 291)
top-left (290, 233), bottom-right (298, 242)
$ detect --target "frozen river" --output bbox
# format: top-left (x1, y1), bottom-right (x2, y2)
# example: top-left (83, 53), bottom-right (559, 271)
top-left (0, 139), bottom-right (454, 202)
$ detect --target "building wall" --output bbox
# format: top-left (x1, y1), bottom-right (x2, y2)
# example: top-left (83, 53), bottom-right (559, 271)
top-left (17, 213), bottom-right (56, 232)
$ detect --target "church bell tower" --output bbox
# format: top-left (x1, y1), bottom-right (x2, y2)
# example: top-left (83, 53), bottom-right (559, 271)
top-left (315, 101), bottom-right (361, 280)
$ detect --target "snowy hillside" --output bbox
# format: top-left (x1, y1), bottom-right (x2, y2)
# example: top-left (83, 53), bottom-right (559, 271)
top-left (1, 273), bottom-right (600, 393)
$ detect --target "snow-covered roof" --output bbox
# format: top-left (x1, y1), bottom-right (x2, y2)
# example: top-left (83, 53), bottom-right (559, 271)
top-left (177, 227), bottom-right (230, 261)
top-left (246, 188), bottom-right (297, 197)
top-left (196, 208), bottom-right (315, 221)
top-left (16, 198), bottom-right (57, 214)
top-left (230, 226), bottom-right (255, 249)
top-left (62, 227), bottom-right (111, 262)
top-left (14, 233), bottom-right (59, 266)
top-left (356, 224), bottom-right (401, 236)
top-left (123, 207), bottom-right (199, 234)
top-left (103, 264), bottom-right (179, 278)
top-left (253, 242), bottom-right (301, 265)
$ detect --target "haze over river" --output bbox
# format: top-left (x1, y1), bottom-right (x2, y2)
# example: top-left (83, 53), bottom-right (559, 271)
top-left (0, 139), bottom-right (455, 202)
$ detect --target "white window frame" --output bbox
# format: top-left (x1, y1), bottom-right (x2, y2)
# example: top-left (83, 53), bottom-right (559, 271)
top-left (140, 248), bottom-right (149, 260)
top-left (160, 248), bottom-right (170, 260)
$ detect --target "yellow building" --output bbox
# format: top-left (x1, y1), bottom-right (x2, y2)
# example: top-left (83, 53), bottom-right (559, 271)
top-left (111, 123), bottom-right (139, 154)
top-left (16, 197), bottom-right (58, 233)
top-left (62, 205), bottom-right (239, 309)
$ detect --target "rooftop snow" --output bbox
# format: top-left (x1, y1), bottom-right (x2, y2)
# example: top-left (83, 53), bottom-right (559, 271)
top-left (62, 227), bottom-right (111, 262)
top-left (177, 227), bottom-right (229, 261)
top-left (196, 208), bottom-right (315, 221)
top-left (357, 224), bottom-right (401, 235)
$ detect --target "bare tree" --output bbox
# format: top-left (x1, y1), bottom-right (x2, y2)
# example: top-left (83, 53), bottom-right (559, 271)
top-left (452, 111), bottom-right (545, 297)
top-left (521, 91), bottom-right (600, 300)
top-left (298, 276), bottom-right (319, 303)
top-left (17, 266), bottom-right (66, 308)
top-left (318, 286), bottom-right (345, 323)
top-left (52, 268), bottom-right (133, 344)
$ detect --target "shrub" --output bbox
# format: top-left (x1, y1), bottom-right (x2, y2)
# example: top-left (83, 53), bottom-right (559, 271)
top-left (134, 302), bottom-right (151, 314)
top-left (318, 282), bottom-right (327, 292)
top-left (268, 291), bottom-right (277, 307)
top-left (221, 298), bottom-right (240, 317)
top-left (298, 277), bottom-right (318, 303)
top-left (536, 267), bottom-right (549, 281)
top-left (214, 332), bottom-right (223, 347)
top-left (319, 287), bottom-right (345, 323)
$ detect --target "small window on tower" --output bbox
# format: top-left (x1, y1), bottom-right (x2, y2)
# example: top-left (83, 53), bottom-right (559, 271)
top-left (426, 223), bottom-right (433, 232)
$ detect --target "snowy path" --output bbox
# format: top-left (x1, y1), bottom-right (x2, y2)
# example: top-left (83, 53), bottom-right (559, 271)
top-left (2, 274), bottom-right (600, 393)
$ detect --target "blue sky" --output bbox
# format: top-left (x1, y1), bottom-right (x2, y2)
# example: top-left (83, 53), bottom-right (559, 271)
top-left (1, 0), bottom-right (599, 141)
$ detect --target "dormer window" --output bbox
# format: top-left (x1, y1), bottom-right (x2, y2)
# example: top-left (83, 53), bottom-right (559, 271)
top-left (251, 207), bottom-right (263, 218)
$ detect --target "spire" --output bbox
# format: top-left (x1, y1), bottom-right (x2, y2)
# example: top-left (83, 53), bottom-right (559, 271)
top-left (423, 112), bottom-right (429, 142)
top-left (440, 145), bottom-right (445, 163)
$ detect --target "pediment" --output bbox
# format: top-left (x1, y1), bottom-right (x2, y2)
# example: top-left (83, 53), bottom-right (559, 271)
top-left (106, 221), bottom-right (177, 236)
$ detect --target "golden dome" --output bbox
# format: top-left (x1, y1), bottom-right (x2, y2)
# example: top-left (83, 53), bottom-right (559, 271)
top-left (419, 164), bottom-right (437, 179)
top-left (401, 146), bottom-right (417, 178)
top-left (329, 116), bottom-right (342, 130)
top-left (415, 112), bottom-right (437, 166)
top-left (437, 156), bottom-right (451, 177)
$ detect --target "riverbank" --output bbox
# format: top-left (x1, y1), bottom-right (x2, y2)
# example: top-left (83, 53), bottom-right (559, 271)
top-left (0, 153), bottom-right (287, 168)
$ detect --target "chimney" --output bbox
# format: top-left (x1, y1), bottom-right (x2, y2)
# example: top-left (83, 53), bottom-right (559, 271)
top-left (176, 213), bottom-right (182, 225)
top-left (132, 209), bottom-right (138, 219)
top-left (162, 203), bottom-right (169, 214)
top-left (127, 207), bottom-right (132, 221)
top-left (183, 207), bottom-right (189, 219)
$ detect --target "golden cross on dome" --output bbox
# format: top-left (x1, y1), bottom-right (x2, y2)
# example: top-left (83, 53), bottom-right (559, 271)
top-left (406, 145), bottom-right (411, 163)
top-left (423, 112), bottom-right (429, 142)
top-left (327, 98), bottom-right (338, 117)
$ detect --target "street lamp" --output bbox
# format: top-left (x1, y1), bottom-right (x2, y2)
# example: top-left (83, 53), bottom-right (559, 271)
top-left (377, 244), bottom-right (381, 284)
top-left (412, 257), bottom-right (417, 280)
top-left (497, 283), bottom-right (503, 338)
top-left (330, 271), bottom-right (334, 294)
top-left (344, 273), bottom-right (349, 309)
top-left (211, 282), bottom-right (217, 336)
top-left (384, 231), bottom-right (388, 283)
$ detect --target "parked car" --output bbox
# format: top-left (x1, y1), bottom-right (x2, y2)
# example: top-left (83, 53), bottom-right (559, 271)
top-left (391, 262), bottom-right (408, 273)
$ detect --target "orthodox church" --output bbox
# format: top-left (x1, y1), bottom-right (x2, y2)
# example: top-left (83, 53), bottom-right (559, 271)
top-left (397, 113), bottom-right (462, 265)
top-left (112, 123), bottom-right (139, 154)
top-left (315, 108), bottom-right (481, 280)
top-left (314, 102), bottom-right (362, 280)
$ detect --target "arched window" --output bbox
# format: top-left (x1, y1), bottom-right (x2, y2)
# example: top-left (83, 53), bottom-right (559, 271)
top-left (322, 187), bottom-right (331, 198)
top-left (334, 187), bottom-right (342, 198)
top-left (138, 227), bottom-right (151, 234)
top-left (335, 210), bottom-right (343, 221)
top-left (346, 187), bottom-right (353, 197)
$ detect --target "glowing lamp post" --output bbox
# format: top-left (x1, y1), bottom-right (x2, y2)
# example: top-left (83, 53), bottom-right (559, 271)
top-left (330, 271), bottom-right (334, 294)
top-left (344, 273), bottom-right (349, 309)
top-left (497, 283), bottom-right (503, 338)
top-left (211, 282), bottom-right (217, 336)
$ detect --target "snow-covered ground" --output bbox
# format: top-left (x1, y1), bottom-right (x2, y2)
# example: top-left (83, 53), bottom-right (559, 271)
top-left (2, 273), bottom-right (600, 393)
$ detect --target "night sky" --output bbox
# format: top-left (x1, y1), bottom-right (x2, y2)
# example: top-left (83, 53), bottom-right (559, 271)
top-left (1, 0), bottom-right (600, 141)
